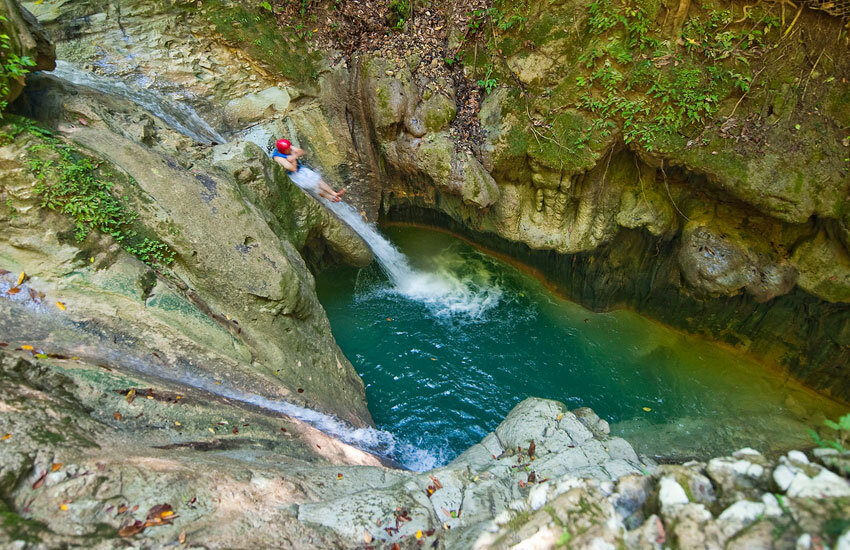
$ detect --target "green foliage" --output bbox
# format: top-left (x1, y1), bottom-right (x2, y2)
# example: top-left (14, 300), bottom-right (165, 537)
top-left (477, 64), bottom-right (498, 94)
top-left (0, 15), bottom-right (37, 116)
top-left (259, 1), bottom-right (273, 12)
top-left (571, 0), bottom-right (778, 152)
top-left (810, 413), bottom-right (850, 452)
top-left (388, 0), bottom-right (411, 31)
top-left (13, 121), bottom-right (174, 267)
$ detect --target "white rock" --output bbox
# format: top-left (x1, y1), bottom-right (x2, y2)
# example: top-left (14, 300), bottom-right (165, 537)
top-left (761, 493), bottom-right (783, 517)
top-left (528, 483), bottom-right (549, 511)
top-left (786, 468), bottom-right (850, 498)
top-left (836, 528), bottom-right (850, 550)
top-left (787, 450), bottom-right (809, 464)
top-left (494, 510), bottom-right (512, 525)
top-left (659, 476), bottom-right (689, 512)
top-left (718, 500), bottom-right (765, 523)
top-left (796, 533), bottom-right (812, 550)
top-left (733, 448), bottom-right (763, 459)
top-left (773, 464), bottom-right (796, 491)
top-left (510, 526), bottom-right (560, 550)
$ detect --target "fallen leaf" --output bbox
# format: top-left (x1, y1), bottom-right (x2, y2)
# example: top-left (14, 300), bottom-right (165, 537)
top-left (59, 503), bottom-right (68, 511)
top-left (56, 301), bottom-right (66, 311)
top-left (297, 388), bottom-right (304, 393)
top-left (113, 412), bottom-right (123, 421)
top-left (78, 118), bottom-right (88, 126)
top-left (118, 520), bottom-right (145, 537)
top-left (32, 471), bottom-right (48, 489)
top-left (642, 407), bottom-right (651, 412)
top-left (386, 317), bottom-right (392, 321)
top-left (337, 473), bottom-right (343, 480)
top-left (1, 434), bottom-right (11, 441)
top-left (179, 530), bottom-right (187, 544)
top-left (174, 421), bottom-right (181, 426)
top-left (364, 530), bottom-right (373, 543)
top-left (392, 544), bottom-right (400, 550)
top-left (51, 463), bottom-right (62, 472)
top-left (117, 505), bottom-right (128, 514)
top-left (7, 287), bottom-right (20, 295)
top-left (232, 427), bottom-right (238, 434)
top-left (21, 345), bottom-right (33, 350)
top-left (208, 428), bottom-right (215, 434)
top-left (16, 272), bottom-right (26, 286)
top-left (416, 530), bottom-right (423, 539)
top-left (528, 439), bottom-right (536, 459)
top-left (429, 475), bottom-right (443, 489)
top-left (126, 388), bottom-right (136, 404)
top-left (146, 503), bottom-right (175, 524)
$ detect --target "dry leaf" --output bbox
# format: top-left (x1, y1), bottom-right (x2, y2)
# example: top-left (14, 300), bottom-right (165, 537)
top-left (179, 530), bottom-right (187, 544)
top-left (113, 411), bottom-right (123, 421)
top-left (118, 520), bottom-right (145, 537)
top-left (32, 471), bottom-right (47, 489)
top-left (16, 272), bottom-right (26, 286)
top-left (56, 301), bottom-right (66, 311)
top-left (528, 439), bottom-right (536, 459)
top-left (126, 388), bottom-right (136, 404)
top-left (21, 345), bottom-right (33, 351)
top-left (337, 473), bottom-right (343, 480)
top-left (415, 530), bottom-right (423, 539)
top-left (364, 530), bottom-right (373, 543)
top-left (1, 434), bottom-right (11, 441)
top-left (51, 463), bottom-right (62, 472)
top-left (429, 475), bottom-right (443, 489)
top-left (59, 503), bottom-right (68, 511)
top-left (7, 287), bottom-right (20, 295)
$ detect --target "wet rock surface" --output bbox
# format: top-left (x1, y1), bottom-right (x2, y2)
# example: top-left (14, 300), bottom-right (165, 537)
top-left (0, 0), bottom-right (848, 547)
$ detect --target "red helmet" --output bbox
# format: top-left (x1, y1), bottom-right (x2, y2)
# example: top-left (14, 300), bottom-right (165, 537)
top-left (276, 139), bottom-right (292, 154)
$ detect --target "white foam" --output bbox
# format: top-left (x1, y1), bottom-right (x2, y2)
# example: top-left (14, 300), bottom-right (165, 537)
top-left (320, 195), bottom-right (501, 319)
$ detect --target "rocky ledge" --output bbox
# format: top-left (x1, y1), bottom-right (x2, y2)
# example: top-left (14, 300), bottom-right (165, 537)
top-left (1, 350), bottom-right (848, 549)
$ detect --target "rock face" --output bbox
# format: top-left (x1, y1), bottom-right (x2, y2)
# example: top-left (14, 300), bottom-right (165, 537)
top-left (5, 370), bottom-right (848, 549)
top-left (2, 0), bottom-right (849, 547)
top-left (0, 0), bottom-right (54, 108)
top-left (4, 69), bottom-right (373, 428)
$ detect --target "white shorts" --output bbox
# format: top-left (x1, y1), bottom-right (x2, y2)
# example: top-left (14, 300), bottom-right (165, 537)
top-left (289, 167), bottom-right (322, 193)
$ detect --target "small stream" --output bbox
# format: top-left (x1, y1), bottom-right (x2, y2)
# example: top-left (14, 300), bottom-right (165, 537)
top-left (316, 225), bottom-right (848, 466)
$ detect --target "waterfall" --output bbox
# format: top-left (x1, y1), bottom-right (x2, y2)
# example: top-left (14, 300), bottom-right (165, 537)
top-left (48, 61), bottom-right (227, 145)
top-left (290, 168), bottom-right (502, 318)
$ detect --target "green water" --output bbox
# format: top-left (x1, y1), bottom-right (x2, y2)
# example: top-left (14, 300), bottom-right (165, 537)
top-left (315, 226), bottom-right (847, 468)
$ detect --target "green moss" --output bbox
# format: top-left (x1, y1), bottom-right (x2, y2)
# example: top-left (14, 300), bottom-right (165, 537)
top-left (31, 428), bottom-right (65, 444)
top-left (180, 0), bottom-right (320, 84)
top-left (0, 499), bottom-right (48, 544)
top-left (11, 122), bottom-right (175, 267)
top-left (794, 173), bottom-right (804, 194)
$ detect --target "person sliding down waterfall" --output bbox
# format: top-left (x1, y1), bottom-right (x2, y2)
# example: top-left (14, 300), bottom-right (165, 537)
top-left (272, 138), bottom-right (345, 202)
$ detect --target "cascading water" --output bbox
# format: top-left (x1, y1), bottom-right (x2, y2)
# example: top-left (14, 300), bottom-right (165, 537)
top-left (48, 61), bottom-right (226, 145)
top-left (290, 167), bottom-right (501, 318)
